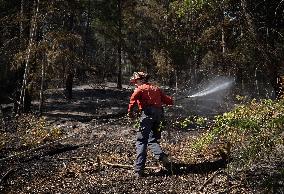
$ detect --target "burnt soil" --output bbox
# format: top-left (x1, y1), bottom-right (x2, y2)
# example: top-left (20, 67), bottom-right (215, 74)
top-left (0, 84), bottom-right (278, 193)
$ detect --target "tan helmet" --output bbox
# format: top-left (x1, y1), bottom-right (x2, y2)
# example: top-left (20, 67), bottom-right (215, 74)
top-left (130, 72), bottom-right (149, 83)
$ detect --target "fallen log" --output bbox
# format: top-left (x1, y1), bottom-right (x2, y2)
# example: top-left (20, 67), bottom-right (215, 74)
top-left (55, 157), bottom-right (159, 170)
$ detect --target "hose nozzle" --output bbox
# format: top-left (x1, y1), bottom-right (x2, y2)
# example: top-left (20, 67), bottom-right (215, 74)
top-left (175, 95), bottom-right (194, 101)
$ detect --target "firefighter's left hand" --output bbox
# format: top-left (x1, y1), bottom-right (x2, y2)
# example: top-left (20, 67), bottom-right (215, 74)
top-left (127, 112), bottom-right (134, 119)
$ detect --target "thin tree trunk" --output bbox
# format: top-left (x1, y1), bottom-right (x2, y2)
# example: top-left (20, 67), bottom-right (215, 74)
top-left (117, 0), bottom-right (122, 89)
top-left (18, 0), bottom-right (40, 114)
top-left (39, 53), bottom-right (46, 115)
top-left (101, 36), bottom-right (107, 81)
top-left (20, 0), bottom-right (24, 40)
top-left (221, 26), bottom-right (226, 54)
top-left (221, 2), bottom-right (226, 73)
top-left (175, 70), bottom-right (178, 93)
top-left (83, 0), bottom-right (91, 57)
top-left (255, 67), bottom-right (260, 97)
top-left (65, 71), bottom-right (74, 101)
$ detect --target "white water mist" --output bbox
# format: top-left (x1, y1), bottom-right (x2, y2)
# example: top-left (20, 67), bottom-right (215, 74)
top-left (174, 76), bottom-right (236, 116)
top-left (189, 79), bottom-right (235, 98)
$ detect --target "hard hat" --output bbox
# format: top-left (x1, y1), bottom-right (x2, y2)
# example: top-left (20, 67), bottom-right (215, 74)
top-left (130, 72), bottom-right (149, 83)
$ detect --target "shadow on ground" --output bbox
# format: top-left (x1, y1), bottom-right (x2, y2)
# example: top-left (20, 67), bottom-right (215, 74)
top-left (42, 87), bottom-right (130, 122)
top-left (151, 157), bottom-right (228, 177)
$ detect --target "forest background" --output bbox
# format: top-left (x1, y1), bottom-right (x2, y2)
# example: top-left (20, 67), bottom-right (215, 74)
top-left (0, 0), bottom-right (284, 110)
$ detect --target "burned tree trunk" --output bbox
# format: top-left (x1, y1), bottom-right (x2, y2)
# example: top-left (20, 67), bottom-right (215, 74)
top-left (23, 81), bottom-right (32, 113)
top-left (65, 72), bottom-right (74, 101)
top-left (116, 0), bottom-right (122, 89)
top-left (18, 0), bottom-right (40, 114)
top-left (39, 54), bottom-right (46, 115)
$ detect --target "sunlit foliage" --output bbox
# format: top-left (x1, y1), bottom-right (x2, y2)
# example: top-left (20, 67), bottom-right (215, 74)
top-left (191, 98), bottom-right (284, 171)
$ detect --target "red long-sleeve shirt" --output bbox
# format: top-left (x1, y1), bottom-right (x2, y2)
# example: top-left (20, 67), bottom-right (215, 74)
top-left (128, 83), bottom-right (173, 112)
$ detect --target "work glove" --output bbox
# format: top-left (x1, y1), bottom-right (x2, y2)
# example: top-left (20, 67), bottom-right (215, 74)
top-left (127, 112), bottom-right (135, 119)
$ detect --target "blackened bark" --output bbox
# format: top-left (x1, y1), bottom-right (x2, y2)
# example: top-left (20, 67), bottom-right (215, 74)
top-left (65, 72), bottom-right (74, 101)
top-left (117, 0), bottom-right (122, 89)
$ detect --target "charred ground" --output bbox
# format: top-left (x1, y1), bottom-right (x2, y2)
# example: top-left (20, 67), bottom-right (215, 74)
top-left (0, 84), bottom-right (280, 194)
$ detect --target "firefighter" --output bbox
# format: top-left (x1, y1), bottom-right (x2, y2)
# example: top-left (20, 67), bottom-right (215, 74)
top-left (128, 72), bottom-right (173, 177)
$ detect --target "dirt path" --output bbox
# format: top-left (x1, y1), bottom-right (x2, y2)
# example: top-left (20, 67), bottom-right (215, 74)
top-left (0, 84), bottom-right (247, 194)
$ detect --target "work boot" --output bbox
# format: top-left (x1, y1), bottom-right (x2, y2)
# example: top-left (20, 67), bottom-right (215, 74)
top-left (134, 171), bottom-right (145, 178)
top-left (160, 156), bottom-right (172, 172)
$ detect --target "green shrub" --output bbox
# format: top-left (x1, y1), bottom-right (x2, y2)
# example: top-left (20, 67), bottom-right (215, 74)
top-left (174, 115), bottom-right (208, 130)
top-left (191, 98), bottom-right (284, 170)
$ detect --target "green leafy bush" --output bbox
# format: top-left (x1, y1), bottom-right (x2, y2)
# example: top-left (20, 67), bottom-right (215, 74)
top-left (174, 115), bottom-right (208, 130)
top-left (191, 98), bottom-right (284, 170)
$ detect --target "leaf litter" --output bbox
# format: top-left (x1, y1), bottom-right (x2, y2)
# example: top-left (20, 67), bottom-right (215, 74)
top-left (0, 85), bottom-right (273, 193)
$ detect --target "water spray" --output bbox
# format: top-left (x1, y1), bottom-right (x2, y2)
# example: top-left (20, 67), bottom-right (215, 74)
top-left (175, 78), bottom-right (235, 101)
top-left (188, 79), bottom-right (234, 98)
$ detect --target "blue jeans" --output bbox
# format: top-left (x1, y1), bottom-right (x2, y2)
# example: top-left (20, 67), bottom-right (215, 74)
top-left (134, 107), bottom-right (166, 172)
